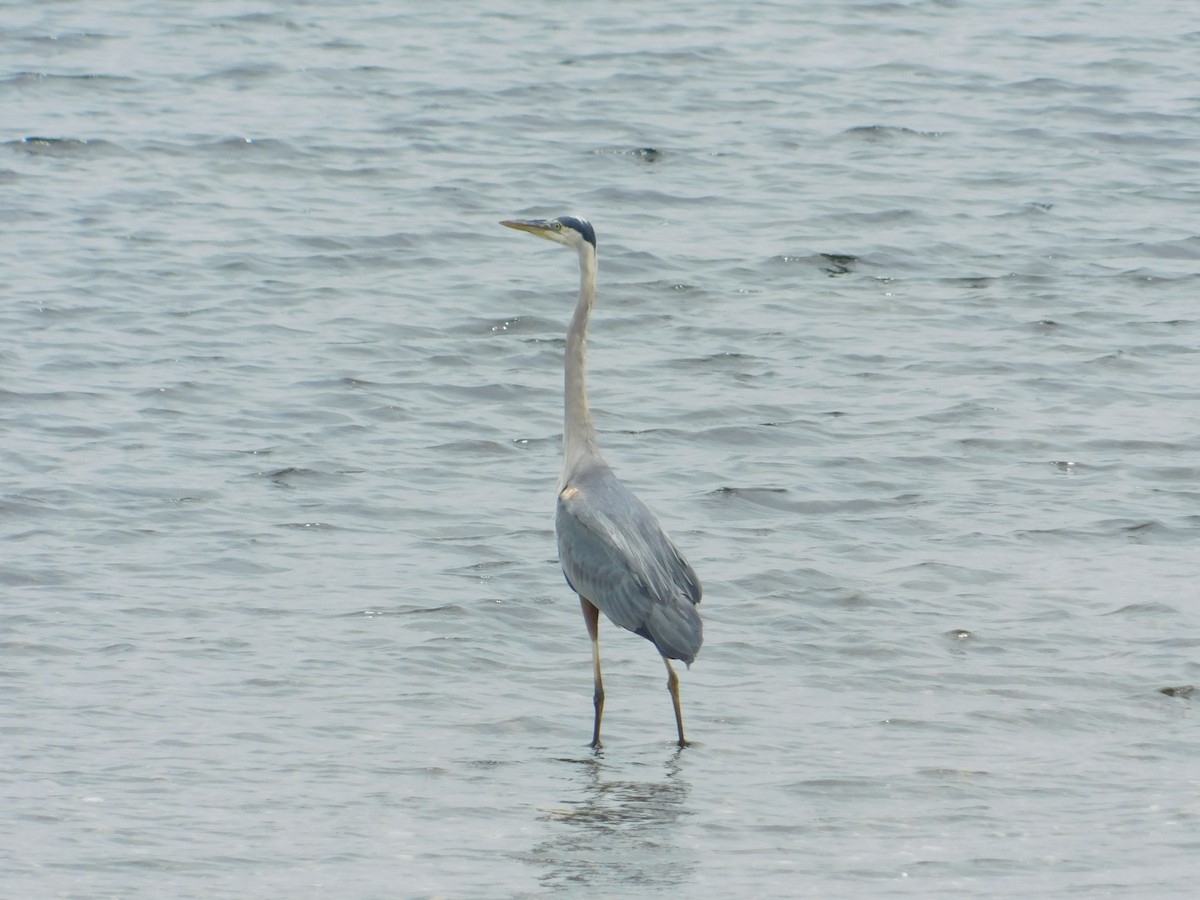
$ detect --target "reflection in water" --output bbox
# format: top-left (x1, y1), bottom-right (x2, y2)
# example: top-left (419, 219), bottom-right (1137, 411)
top-left (529, 752), bottom-right (695, 892)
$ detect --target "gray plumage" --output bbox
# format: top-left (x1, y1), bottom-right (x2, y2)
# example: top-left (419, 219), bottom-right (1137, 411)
top-left (557, 460), bottom-right (702, 666)
top-left (500, 214), bottom-right (703, 747)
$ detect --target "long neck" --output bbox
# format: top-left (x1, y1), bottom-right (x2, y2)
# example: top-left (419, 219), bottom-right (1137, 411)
top-left (563, 242), bottom-right (600, 476)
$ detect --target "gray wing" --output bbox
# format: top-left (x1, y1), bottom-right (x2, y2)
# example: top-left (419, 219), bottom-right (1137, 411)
top-left (555, 466), bottom-right (703, 665)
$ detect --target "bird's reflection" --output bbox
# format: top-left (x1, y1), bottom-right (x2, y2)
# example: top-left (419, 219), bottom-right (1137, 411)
top-left (529, 751), bottom-right (696, 892)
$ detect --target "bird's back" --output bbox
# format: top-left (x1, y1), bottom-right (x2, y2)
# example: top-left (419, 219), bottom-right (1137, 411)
top-left (555, 461), bottom-right (703, 665)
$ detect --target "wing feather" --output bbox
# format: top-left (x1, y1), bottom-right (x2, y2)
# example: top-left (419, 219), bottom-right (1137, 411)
top-left (556, 467), bottom-right (702, 665)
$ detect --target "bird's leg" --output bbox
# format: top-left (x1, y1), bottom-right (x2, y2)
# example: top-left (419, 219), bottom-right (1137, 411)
top-left (581, 597), bottom-right (604, 749)
top-left (662, 655), bottom-right (688, 748)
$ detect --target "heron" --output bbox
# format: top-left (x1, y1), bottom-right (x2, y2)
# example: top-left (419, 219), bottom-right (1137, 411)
top-left (500, 215), bottom-right (703, 748)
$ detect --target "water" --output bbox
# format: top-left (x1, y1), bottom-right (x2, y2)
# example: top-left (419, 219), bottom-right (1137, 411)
top-left (3, 1), bottom-right (1198, 896)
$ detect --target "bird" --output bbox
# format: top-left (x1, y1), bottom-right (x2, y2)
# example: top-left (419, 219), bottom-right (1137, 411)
top-left (499, 215), bottom-right (703, 748)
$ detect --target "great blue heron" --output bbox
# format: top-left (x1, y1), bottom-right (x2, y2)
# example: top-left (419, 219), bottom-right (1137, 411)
top-left (500, 215), bottom-right (703, 748)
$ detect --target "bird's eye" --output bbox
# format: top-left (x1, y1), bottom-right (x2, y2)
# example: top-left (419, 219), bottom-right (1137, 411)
top-left (554, 222), bottom-right (563, 231)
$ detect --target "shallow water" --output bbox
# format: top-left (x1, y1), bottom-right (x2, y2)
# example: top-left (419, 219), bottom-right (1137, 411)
top-left (3, 1), bottom-right (1199, 897)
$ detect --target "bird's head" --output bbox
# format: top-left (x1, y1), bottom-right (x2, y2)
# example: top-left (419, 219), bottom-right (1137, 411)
top-left (500, 215), bottom-right (596, 251)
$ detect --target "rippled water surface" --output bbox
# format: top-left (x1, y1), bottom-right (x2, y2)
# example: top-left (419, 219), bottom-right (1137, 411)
top-left (3, 1), bottom-right (1199, 897)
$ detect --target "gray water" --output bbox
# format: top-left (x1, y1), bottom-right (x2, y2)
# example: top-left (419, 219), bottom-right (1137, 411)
top-left (3, 1), bottom-right (1199, 897)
